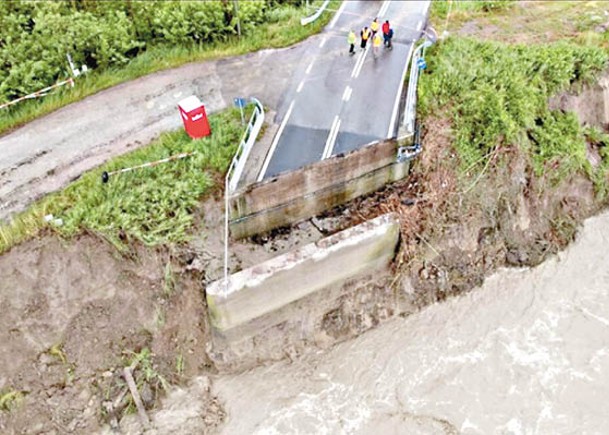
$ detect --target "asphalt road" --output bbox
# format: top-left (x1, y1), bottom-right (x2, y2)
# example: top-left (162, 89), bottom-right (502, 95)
top-left (258, 0), bottom-right (430, 180)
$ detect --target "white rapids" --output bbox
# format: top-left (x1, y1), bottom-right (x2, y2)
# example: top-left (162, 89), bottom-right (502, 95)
top-left (212, 211), bottom-right (609, 434)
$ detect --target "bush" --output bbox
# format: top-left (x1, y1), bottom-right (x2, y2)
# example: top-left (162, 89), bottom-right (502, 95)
top-left (0, 0), bottom-right (292, 104)
top-left (419, 37), bottom-right (608, 184)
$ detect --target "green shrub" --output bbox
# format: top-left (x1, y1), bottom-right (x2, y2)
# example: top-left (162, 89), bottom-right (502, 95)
top-left (0, 106), bottom-right (249, 252)
top-left (419, 37), bottom-right (608, 186)
top-left (0, 0), bottom-right (302, 104)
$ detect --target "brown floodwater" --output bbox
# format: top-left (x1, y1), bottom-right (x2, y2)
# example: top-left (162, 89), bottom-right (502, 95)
top-left (212, 211), bottom-right (609, 434)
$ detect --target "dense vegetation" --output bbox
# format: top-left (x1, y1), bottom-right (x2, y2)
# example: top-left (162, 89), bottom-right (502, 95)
top-left (0, 0), bottom-right (310, 104)
top-left (0, 106), bottom-right (248, 252)
top-left (0, 0), bottom-right (331, 134)
top-left (419, 36), bottom-right (609, 190)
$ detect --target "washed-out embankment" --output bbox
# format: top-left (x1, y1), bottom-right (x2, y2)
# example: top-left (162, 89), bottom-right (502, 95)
top-left (204, 71), bottom-right (609, 373)
top-left (206, 135), bottom-right (415, 371)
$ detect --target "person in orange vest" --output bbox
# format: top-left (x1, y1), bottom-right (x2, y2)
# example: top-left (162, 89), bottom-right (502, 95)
top-left (372, 32), bottom-right (382, 58)
top-left (360, 26), bottom-right (371, 50)
top-left (371, 17), bottom-right (380, 40)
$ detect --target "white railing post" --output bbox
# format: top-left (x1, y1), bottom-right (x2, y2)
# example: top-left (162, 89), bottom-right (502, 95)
top-left (223, 97), bottom-right (265, 294)
top-left (224, 173), bottom-right (230, 296)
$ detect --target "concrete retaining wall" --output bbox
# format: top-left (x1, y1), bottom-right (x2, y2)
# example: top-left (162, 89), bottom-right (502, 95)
top-left (229, 138), bottom-right (411, 239)
top-left (207, 213), bottom-right (400, 332)
top-left (206, 213), bottom-right (401, 371)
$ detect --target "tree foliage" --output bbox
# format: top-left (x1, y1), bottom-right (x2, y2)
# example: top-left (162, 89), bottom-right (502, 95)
top-left (0, 0), bottom-right (279, 103)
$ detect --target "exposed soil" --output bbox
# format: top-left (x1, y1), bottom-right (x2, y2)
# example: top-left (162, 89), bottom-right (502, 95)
top-left (0, 234), bottom-right (220, 434)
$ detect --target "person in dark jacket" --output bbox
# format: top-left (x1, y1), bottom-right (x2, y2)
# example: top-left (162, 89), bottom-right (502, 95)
top-left (360, 26), bottom-right (371, 49)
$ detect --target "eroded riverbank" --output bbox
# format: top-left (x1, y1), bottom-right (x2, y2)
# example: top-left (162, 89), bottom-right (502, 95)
top-left (210, 208), bottom-right (609, 434)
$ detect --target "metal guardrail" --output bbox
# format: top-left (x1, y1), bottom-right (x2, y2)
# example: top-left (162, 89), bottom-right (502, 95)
top-left (226, 97), bottom-right (265, 193)
top-left (224, 97), bottom-right (264, 295)
top-left (301, 0), bottom-right (330, 26)
top-left (403, 40), bottom-right (432, 135)
top-left (397, 39), bottom-right (432, 163)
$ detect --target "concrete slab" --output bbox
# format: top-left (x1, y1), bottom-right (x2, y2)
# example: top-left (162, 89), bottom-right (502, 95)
top-left (206, 213), bottom-right (400, 332)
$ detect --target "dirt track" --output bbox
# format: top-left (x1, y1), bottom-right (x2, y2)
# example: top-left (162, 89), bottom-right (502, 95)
top-left (0, 41), bottom-right (316, 222)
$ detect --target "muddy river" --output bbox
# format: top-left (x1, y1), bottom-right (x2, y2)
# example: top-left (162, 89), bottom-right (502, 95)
top-left (212, 211), bottom-right (609, 434)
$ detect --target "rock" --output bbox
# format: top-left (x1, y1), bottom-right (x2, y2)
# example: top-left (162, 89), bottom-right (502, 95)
top-left (419, 267), bottom-right (429, 280)
top-left (140, 382), bottom-right (155, 409)
top-left (195, 375), bottom-right (211, 392)
top-left (505, 250), bottom-right (519, 265)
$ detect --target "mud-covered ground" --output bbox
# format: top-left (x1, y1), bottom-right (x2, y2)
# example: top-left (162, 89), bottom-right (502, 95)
top-left (0, 235), bottom-right (220, 433)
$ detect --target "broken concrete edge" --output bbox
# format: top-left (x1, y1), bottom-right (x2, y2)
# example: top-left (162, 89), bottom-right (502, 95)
top-left (206, 213), bottom-right (401, 332)
top-left (229, 159), bottom-right (406, 226)
top-left (227, 138), bottom-right (412, 239)
top-left (234, 138), bottom-right (396, 201)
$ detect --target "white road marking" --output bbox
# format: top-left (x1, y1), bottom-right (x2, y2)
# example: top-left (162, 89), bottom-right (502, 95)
top-left (387, 44), bottom-right (415, 138)
top-left (319, 36), bottom-right (327, 48)
top-left (322, 116), bottom-right (341, 160)
top-left (328, 0), bottom-right (347, 29)
top-left (257, 100), bottom-right (295, 182)
top-left (417, 21), bottom-right (423, 31)
top-left (379, 0), bottom-right (390, 17)
top-left (352, 47), bottom-right (368, 78)
top-left (306, 61), bottom-right (314, 74)
top-left (297, 80), bottom-right (305, 93)
top-left (342, 86), bottom-right (353, 102)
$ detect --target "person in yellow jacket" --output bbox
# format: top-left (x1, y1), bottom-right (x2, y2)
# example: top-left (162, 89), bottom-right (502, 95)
top-left (370, 17), bottom-right (380, 39)
top-left (372, 32), bottom-right (382, 58)
top-left (348, 30), bottom-right (356, 55)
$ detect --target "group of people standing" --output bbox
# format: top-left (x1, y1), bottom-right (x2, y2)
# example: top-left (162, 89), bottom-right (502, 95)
top-left (348, 18), bottom-right (394, 57)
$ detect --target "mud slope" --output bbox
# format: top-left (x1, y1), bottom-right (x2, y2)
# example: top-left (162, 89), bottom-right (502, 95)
top-left (0, 235), bottom-right (222, 434)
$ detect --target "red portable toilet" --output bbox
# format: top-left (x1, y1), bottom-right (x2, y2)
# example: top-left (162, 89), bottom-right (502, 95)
top-left (178, 95), bottom-right (211, 139)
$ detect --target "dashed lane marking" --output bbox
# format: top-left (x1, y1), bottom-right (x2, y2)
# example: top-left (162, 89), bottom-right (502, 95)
top-left (342, 86), bottom-right (353, 102)
top-left (328, 1), bottom-right (347, 29)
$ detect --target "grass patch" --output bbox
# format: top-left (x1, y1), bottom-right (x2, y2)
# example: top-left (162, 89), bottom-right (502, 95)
top-left (430, 0), bottom-right (515, 32)
top-left (419, 36), bottom-right (608, 189)
top-left (0, 389), bottom-right (24, 412)
top-left (0, 106), bottom-right (249, 254)
top-left (0, 1), bottom-right (337, 136)
top-left (163, 261), bottom-right (175, 298)
top-left (432, 1), bottom-right (609, 47)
